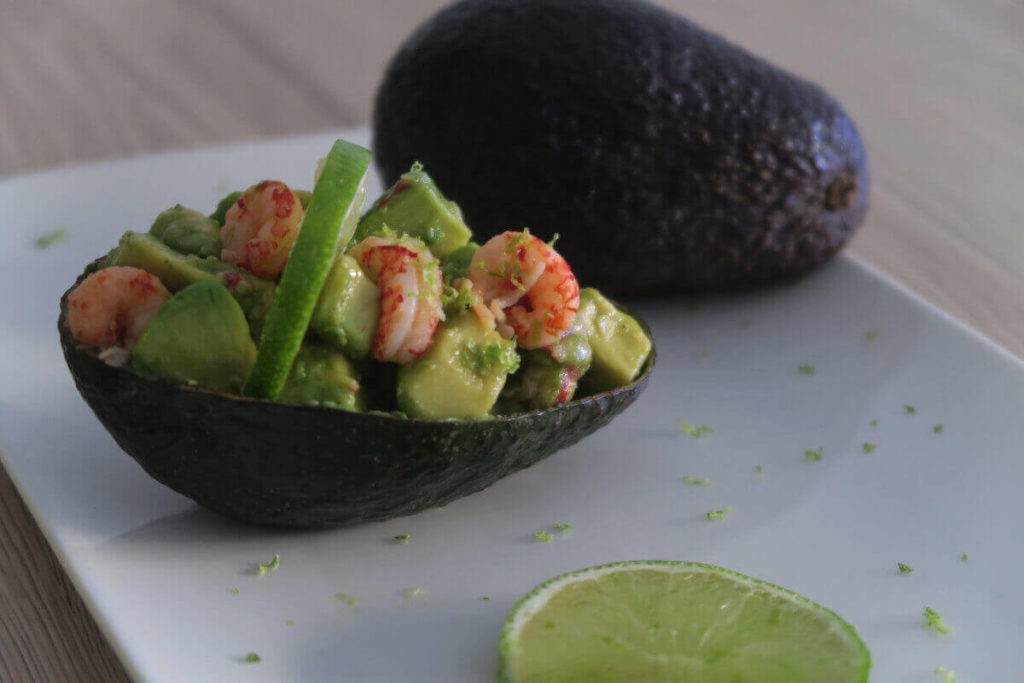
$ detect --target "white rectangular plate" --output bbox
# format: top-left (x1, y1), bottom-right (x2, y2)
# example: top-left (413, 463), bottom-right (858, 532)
top-left (1, 129), bottom-right (1022, 681)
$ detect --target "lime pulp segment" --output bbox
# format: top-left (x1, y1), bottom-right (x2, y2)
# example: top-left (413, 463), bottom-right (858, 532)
top-left (499, 561), bottom-right (870, 683)
top-left (243, 139), bottom-right (372, 400)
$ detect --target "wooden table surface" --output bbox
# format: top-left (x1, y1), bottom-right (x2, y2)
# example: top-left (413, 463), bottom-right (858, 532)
top-left (1, 0), bottom-right (1021, 680)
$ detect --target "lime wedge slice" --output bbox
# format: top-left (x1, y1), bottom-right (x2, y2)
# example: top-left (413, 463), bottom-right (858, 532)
top-left (243, 139), bottom-right (372, 400)
top-left (499, 561), bottom-right (870, 683)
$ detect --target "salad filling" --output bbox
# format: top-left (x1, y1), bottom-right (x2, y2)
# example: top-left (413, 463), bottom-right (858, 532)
top-left (64, 141), bottom-right (652, 420)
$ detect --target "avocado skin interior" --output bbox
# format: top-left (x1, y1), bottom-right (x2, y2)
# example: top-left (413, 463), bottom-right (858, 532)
top-left (373, 0), bottom-right (869, 296)
top-left (57, 263), bottom-right (654, 528)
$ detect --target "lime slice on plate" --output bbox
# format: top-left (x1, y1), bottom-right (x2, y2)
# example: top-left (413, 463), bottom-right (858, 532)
top-left (499, 561), bottom-right (870, 683)
top-left (243, 139), bottom-right (372, 400)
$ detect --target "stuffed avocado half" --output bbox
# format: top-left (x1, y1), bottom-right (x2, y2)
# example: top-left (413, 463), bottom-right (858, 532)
top-left (58, 139), bottom-right (655, 527)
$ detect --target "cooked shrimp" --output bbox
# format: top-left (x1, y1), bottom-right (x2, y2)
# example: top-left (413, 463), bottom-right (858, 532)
top-left (349, 236), bottom-right (443, 364)
top-left (469, 231), bottom-right (579, 349)
top-left (221, 180), bottom-right (303, 279)
top-left (66, 266), bottom-right (171, 355)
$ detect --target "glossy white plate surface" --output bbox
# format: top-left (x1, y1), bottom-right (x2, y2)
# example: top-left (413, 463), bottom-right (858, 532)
top-left (1, 129), bottom-right (1022, 682)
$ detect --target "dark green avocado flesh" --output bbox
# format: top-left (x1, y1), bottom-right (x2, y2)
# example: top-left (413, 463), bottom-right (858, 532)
top-left (58, 263), bottom-right (654, 528)
top-left (373, 0), bottom-right (869, 296)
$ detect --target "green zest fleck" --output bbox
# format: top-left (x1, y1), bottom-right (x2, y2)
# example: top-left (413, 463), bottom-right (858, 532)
top-left (34, 228), bottom-right (69, 249)
top-left (862, 442), bottom-right (877, 454)
top-left (256, 554), bottom-right (280, 576)
top-left (923, 606), bottom-right (952, 634)
top-left (677, 419), bottom-right (713, 439)
top-left (934, 666), bottom-right (956, 683)
top-left (706, 507), bottom-right (733, 521)
top-left (462, 339), bottom-right (520, 375)
top-left (481, 596), bottom-right (491, 601)
top-left (754, 465), bottom-right (762, 474)
top-left (804, 448), bottom-right (823, 462)
top-left (904, 404), bottom-right (917, 415)
top-left (682, 476), bottom-right (713, 486)
top-left (960, 552), bottom-right (968, 563)
top-left (934, 424), bottom-right (944, 433)
top-left (697, 350), bottom-right (711, 360)
top-left (898, 562), bottom-right (914, 575)
top-left (231, 588), bottom-right (241, 595)
top-left (244, 652), bottom-right (261, 663)
top-left (285, 619), bottom-right (296, 626)
top-left (870, 419), bottom-right (878, 428)
top-left (534, 531), bottom-right (553, 543)
top-left (335, 592), bottom-right (358, 605)
top-left (798, 364), bottom-right (815, 375)
top-left (552, 523), bottom-right (573, 535)
top-left (404, 587), bottom-right (425, 598)
top-left (394, 535), bottom-right (411, 544)
top-left (864, 330), bottom-right (880, 342)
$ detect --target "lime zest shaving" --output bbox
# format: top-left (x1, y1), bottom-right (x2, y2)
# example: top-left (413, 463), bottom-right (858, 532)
top-left (960, 552), bottom-right (968, 563)
top-left (706, 507), bottom-right (732, 521)
top-left (682, 476), bottom-right (713, 486)
top-left (934, 424), bottom-right (944, 433)
top-left (804, 448), bottom-right (823, 462)
top-left (798, 364), bottom-right (815, 375)
top-left (256, 554), bottom-right (279, 576)
top-left (244, 652), bottom-right (261, 663)
top-left (335, 592), bottom-right (358, 606)
top-left (862, 442), bottom-right (877, 454)
top-left (552, 523), bottom-right (573, 535)
top-left (904, 404), bottom-right (917, 415)
top-left (404, 587), bottom-right (425, 598)
top-left (934, 666), bottom-right (956, 682)
top-left (864, 330), bottom-right (880, 342)
top-left (231, 588), bottom-right (241, 595)
top-left (34, 228), bottom-right (69, 249)
top-left (482, 595), bottom-right (491, 601)
top-left (677, 419), bottom-right (713, 439)
top-left (394, 535), bottom-right (411, 544)
top-left (870, 419), bottom-right (878, 427)
top-left (285, 619), bottom-right (296, 626)
top-left (923, 606), bottom-right (952, 634)
top-left (534, 531), bottom-right (553, 543)
top-left (897, 562), bottom-right (914, 575)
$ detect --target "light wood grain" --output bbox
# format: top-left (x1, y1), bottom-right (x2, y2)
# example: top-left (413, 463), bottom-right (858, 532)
top-left (0, 0), bottom-right (1021, 680)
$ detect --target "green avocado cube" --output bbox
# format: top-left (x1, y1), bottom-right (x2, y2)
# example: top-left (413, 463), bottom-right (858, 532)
top-left (279, 346), bottom-right (365, 412)
top-left (131, 282), bottom-right (257, 394)
top-left (354, 166), bottom-right (472, 259)
top-left (150, 204), bottom-right (222, 258)
top-left (577, 288), bottom-right (652, 394)
top-left (397, 312), bottom-right (518, 419)
top-left (310, 253), bottom-right (380, 359)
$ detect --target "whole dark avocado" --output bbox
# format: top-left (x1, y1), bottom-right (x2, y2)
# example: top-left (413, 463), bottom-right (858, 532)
top-left (373, 0), bottom-right (869, 294)
top-left (58, 261), bottom-right (654, 528)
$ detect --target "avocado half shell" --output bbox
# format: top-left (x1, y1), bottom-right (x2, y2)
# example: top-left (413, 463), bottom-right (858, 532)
top-left (58, 263), bottom-right (655, 528)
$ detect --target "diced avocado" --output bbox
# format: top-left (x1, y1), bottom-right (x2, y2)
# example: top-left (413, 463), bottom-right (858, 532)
top-left (278, 346), bottom-right (365, 412)
top-left (498, 313), bottom-right (591, 412)
top-left (111, 231), bottom-right (275, 334)
top-left (353, 165), bottom-right (472, 259)
top-left (131, 281), bottom-right (257, 394)
top-left (441, 242), bottom-right (479, 283)
top-left (397, 311), bottom-right (518, 419)
top-left (150, 205), bottom-right (221, 258)
top-left (210, 191), bottom-right (243, 225)
top-left (310, 253), bottom-right (380, 359)
top-left (576, 288), bottom-right (652, 394)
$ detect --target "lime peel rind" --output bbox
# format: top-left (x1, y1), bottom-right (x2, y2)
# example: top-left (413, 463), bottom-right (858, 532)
top-left (499, 560), bottom-right (870, 683)
top-left (243, 139), bottom-right (372, 400)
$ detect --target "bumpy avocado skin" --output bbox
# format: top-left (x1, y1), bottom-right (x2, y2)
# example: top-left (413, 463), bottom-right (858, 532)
top-left (373, 0), bottom-right (869, 294)
top-left (58, 263), bottom-right (654, 528)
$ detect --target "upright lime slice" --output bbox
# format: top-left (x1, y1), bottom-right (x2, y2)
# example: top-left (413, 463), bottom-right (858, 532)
top-left (499, 561), bottom-right (870, 683)
top-left (243, 139), bottom-right (372, 400)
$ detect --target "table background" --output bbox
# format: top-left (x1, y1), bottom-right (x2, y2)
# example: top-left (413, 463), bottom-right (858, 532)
top-left (1, 1), bottom-right (1021, 680)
